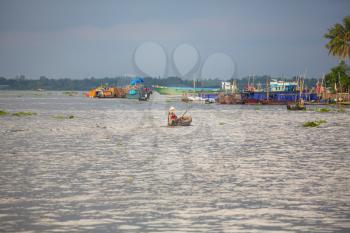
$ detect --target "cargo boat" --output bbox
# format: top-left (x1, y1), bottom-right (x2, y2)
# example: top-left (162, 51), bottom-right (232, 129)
top-left (86, 78), bottom-right (152, 101)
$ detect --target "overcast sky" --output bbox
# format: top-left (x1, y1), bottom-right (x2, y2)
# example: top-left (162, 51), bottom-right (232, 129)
top-left (0, 0), bottom-right (349, 79)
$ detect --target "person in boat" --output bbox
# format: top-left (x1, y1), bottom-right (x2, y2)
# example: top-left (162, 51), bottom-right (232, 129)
top-left (298, 98), bottom-right (305, 108)
top-left (168, 106), bottom-right (178, 126)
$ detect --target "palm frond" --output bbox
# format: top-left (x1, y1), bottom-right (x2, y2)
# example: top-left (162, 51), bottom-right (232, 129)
top-left (325, 16), bottom-right (350, 60)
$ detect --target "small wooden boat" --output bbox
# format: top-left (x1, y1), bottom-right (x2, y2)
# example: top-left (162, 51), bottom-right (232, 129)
top-left (187, 96), bottom-right (206, 102)
top-left (176, 115), bottom-right (192, 126)
top-left (287, 104), bottom-right (306, 110)
top-left (205, 98), bottom-right (215, 104)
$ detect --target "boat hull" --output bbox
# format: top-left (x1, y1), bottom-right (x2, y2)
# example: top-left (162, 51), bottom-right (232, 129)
top-left (287, 105), bottom-right (306, 110)
top-left (172, 115), bottom-right (192, 126)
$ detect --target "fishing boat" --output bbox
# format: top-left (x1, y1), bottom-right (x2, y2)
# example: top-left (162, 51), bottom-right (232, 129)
top-left (182, 91), bottom-right (218, 103)
top-left (138, 88), bottom-right (151, 101)
top-left (175, 115), bottom-right (192, 126)
top-left (87, 86), bottom-right (127, 98)
top-left (205, 98), bottom-right (215, 104)
top-left (287, 104), bottom-right (306, 110)
top-left (287, 77), bottom-right (306, 110)
top-left (126, 89), bottom-right (140, 99)
top-left (126, 78), bottom-right (152, 101)
top-left (187, 96), bottom-right (206, 102)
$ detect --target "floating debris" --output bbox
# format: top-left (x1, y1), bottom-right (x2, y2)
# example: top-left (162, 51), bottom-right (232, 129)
top-left (127, 176), bottom-right (134, 183)
top-left (116, 141), bottom-right (123, 146)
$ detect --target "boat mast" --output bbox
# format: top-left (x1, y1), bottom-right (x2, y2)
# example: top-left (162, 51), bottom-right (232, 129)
top-left (253, 74), bottom-right (255, 90)
top-left (193, 78), bottom-right (196, 92)
top-left (299, 76), bottom-right (303, 100)
top-left (302, 68), bottom-right (307, 101)
top-left (266, 77), bottom-right (269, 102)
top-left (247, 75), bottom-right (250, 90)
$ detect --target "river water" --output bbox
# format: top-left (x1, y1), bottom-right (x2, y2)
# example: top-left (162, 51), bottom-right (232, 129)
top-left (0, 91), bottom-right (349, 233)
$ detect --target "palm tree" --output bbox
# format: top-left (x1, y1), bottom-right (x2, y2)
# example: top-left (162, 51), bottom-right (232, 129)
top-left (325, 16), bottom-right (350, 61)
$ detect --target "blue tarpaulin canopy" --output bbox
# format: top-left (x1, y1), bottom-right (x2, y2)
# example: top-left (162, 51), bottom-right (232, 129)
top-left (130, 78), bottom-right (144, 86)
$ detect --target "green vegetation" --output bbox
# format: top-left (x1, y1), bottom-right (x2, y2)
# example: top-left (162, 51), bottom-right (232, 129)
top-left (310, 107), bottom-right (346, 113)
top-left (52, 114), bottom-right (75, 120)
top-left (1, 110), bottom-right (38, 117)
top-left (0, 76), bottom-right (221, 91)
top-left (0, 75), bottom-right (319, 91)
top-left (318, 108), bottom-right (331, 112)
top-left (0, 110), bottom-right (8, 116)
top-left (324, 61), bottom-right (350, 93)
top-left (303, 120), bottom-right (327, 127)
top-left (12, 111), bottom-right (37, 117)
top-left (52, 115), bottom-right (65, 119)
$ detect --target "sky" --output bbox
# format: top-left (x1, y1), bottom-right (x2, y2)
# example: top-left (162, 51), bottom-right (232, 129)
top-left (0, 0), bottom-right (349, 79)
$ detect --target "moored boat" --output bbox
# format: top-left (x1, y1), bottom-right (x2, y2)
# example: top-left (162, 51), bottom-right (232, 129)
top-left (126, 89), bottom-right (140, 99)
top-left (287, 104), bottom-right (306, 110)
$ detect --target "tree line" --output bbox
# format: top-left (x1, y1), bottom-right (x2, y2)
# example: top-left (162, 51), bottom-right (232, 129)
top-left (0, 75), bottom-right (319, 91)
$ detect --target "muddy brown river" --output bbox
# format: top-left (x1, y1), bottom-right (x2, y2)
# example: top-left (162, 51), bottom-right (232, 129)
top-left (0, 91), bottom-right (349, 232)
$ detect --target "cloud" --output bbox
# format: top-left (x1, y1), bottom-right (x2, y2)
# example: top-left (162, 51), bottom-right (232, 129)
top-left (0, 15), bottom-right (321, 50)
top-left (0, 15), bottom-right (337, 78)
top-left (0, 21), bottom-right (190, 48)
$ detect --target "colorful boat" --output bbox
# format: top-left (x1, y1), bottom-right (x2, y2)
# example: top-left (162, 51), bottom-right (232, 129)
top-left (87, 86), bottom-right (127, 98)
top-left (126, 89), bottom-right (141, 99)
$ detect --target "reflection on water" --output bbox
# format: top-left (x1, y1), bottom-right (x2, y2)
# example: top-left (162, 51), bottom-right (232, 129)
top-left (0, 91), bottom-right (349, 232)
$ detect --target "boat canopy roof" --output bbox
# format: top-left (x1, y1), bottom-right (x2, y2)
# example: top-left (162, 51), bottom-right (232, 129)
top-left (130, 78), bottom-right (144, 86)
